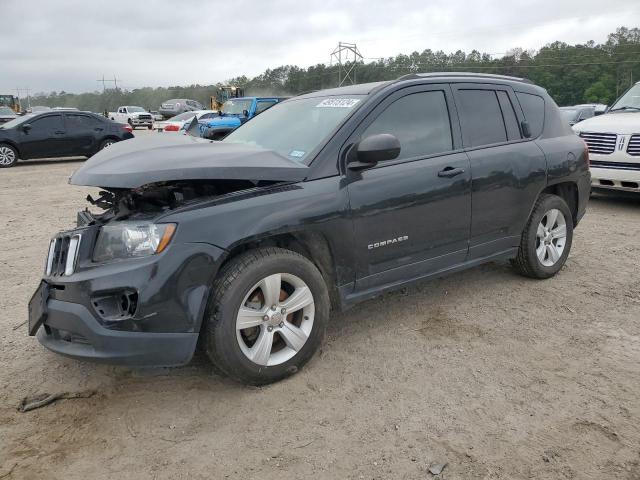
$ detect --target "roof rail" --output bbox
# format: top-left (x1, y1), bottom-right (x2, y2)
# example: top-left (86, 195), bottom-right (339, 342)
top-left (395, 72), bottom-right (533, 85)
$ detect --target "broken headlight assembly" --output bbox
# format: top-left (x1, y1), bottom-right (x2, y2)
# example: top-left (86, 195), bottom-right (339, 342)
top-left (93, 221), bottom-right (176, 262)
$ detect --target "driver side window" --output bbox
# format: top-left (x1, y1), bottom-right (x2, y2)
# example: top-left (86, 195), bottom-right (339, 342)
top-left (362, 91), bottom-right (453, 161)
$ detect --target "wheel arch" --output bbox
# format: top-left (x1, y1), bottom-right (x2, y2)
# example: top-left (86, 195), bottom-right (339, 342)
top-left (216, 231), bottom-right (342, 312)
top-left (541, 181), bottom-right (579, 226)
top-left (0, 140), bottom-right (22, 159)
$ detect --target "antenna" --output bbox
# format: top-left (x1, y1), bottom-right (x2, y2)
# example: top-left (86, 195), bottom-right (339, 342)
top-left (330, 42), bottom-right (363, 87)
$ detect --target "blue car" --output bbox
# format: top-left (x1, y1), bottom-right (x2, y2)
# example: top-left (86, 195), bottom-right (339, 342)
top-left (196, 97), bottom-right (287, 140)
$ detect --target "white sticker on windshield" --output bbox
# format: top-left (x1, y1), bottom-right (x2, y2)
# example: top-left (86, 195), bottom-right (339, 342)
top-left (289, 150), bottom-right (306, 158)
top-left (316, 98), bottom-right (361, 108)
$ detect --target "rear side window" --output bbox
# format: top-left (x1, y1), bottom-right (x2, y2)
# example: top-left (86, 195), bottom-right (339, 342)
top-left (66, 114), bottom-right (101, 129)
top-left (496, 91), bottom-right (521, 141)
top-left (363, 91), bottom-right (453, 160)
top-left (457, 90), bottom-right (507, 147)
top-left (515, 92), bottom-right (545, 138)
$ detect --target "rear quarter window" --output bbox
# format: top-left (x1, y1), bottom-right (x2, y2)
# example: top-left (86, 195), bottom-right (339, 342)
top-left (515, 92), bottom-right (545, 138)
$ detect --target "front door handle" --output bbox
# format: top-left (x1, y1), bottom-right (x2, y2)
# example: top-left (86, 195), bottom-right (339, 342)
top-left (54, 130), bottom-right (66, 135)
top-left (438, 166), bottom-right (465, 178)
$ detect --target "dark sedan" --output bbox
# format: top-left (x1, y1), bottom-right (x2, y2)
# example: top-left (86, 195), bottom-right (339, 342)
top-left (0, 111), bottom-right (134, 168)
top-left (0, 106), bottom-right (17, 124)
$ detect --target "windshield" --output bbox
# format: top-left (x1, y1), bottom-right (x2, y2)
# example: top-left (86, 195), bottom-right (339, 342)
top-left (560, 109), bottom-right (578, 121)
top-left (0, 114), bottom-right (35, 129)
top-left (222, 99), bottom-right (253, 115)
top-left (168, 112), bottom-right (197, 121)
top-left (127, 106), bottom-right (146, 113)
top-left (0, 107), bottom-right (16, 116)
top-left (223, 95), bottom-right (365, 163)
top-left (610, 83), bottom-right (640, 111)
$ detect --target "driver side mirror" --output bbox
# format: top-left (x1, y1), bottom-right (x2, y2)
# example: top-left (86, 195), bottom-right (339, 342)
top-left (242, 109), bottom-right (249, 117)
top-left (22, 124), bottom-right (32, 132)
top-left (348, 133), bottom-right (401, 170)
top-left (521, 120), bottom-right (532, 138)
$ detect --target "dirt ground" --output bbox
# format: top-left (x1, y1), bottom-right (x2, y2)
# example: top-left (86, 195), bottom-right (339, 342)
top-left (1, 143), bottom-right (639, 479)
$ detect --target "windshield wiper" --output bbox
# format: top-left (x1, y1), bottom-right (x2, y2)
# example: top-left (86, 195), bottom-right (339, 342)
top-left (609, 106), bottom-right (640, 112)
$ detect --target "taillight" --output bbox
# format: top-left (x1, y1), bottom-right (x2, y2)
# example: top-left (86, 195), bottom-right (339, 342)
top-left (122, 124), bottom-right (133, 133)
top-left (165, 124), bottom-right (179, 131)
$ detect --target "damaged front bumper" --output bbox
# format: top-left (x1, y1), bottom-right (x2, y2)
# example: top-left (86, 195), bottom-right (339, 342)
top-left (30, 225), bottom-right (226, 367)
top-left (37, 300), bottom-right (199, 366)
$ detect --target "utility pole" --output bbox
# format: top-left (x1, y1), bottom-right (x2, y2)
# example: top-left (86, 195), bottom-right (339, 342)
top-left (97, 75), bottom-right (107, 92)
top-left (330, 42), bottom-right (363, 87)
top-left (97, 74), bottom-right (121, 91)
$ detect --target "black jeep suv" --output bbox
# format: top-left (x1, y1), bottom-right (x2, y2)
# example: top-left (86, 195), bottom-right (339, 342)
top-left (28, 73), bottom-right (590, 385)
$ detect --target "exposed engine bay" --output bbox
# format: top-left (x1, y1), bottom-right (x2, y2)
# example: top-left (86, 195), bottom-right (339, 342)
top-left (78, 179), bottom-right (276, 226)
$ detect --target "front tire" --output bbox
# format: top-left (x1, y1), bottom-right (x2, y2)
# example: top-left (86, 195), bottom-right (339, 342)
top-left (0, 144), bottom-right (18, 168)
top-left (512, 194), bottom-right (573, 279)
top-left (204, 248), bottom-right (330, 385)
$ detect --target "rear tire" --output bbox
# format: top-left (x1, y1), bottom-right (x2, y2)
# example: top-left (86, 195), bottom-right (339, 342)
top-left (0, 144), bottom-right (18, 168)
top-left (512, 194), bottom-right (573, 279)
top-left (204, 247), bottom-right (330, 385)
top-left (98, 138), bottom-right (117, 151)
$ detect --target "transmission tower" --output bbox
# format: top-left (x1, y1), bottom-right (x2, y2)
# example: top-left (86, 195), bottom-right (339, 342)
top-left (97, 74), bottom-right (121, 91)
top-left (330, 42), bottom-right (363, 87)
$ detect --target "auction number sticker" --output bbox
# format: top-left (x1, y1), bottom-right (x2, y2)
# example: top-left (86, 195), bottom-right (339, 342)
top-left (289, 150), bottom-right (306, 158)
top-left (316, 98), bottom-right (361, 108)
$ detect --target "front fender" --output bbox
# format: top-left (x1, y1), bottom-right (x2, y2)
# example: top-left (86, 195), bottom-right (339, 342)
top-left (161, 177), bottom-right (355, 287)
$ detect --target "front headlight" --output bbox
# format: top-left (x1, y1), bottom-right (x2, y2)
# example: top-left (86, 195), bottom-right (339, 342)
top-left (93, 221), bottom-right (176, 262)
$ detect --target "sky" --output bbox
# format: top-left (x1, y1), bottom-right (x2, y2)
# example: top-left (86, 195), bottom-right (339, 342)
top-left (1, 0), bottom-right (638, 95)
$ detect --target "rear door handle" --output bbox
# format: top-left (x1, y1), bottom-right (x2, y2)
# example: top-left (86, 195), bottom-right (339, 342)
top-left (438, 166), bottom-right (465, 178)
top-left (54, 130), bottom-right (65, 135)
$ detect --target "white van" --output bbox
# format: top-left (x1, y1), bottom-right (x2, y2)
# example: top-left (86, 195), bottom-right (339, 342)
top-left (573, 82), bottom-right (640, 192)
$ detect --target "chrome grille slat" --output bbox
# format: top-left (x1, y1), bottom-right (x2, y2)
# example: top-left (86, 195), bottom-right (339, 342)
top-left (580, 132), bottom-right (617, 155)
top-left (45, 234), bottom-right (81, 276)
top-left (628, 135), bottom-right (640, 156)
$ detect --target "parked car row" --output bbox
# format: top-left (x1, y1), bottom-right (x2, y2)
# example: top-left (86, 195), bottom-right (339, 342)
top-left (108, 106), bottom-right (154, 129)
top-left (158, 98), bottom-right (204, 119)
top-left (195, 96), bottom-right (288, 139)
top-left (0, 106), bottom-right (18, 124)
top-left (0, 111), bottom-right (133, 168)
top-left (152, 110), bottom-right (218, 132)
top-left (573, 81), bottom-right (640, 193)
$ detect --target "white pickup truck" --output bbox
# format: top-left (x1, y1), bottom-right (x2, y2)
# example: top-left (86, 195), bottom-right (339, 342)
top-left (108, 106), bottom-right (153, 129)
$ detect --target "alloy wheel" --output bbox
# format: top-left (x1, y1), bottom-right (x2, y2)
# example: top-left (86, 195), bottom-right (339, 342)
top-left (0, 146), bottom-right (16, 166)
top-left (536, 208), bottom-right (567, 267)
top-left (236, 273), bottom-right (315, 366)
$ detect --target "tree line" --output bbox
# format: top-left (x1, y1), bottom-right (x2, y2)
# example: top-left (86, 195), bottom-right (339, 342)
top-left (23, 26), bottom-right (640, 113)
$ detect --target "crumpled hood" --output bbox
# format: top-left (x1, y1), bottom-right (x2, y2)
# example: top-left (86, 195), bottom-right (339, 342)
top-left (69, 134), bottom-right (308, 188)
top-left (573, 112), bottom-right (640, 135)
